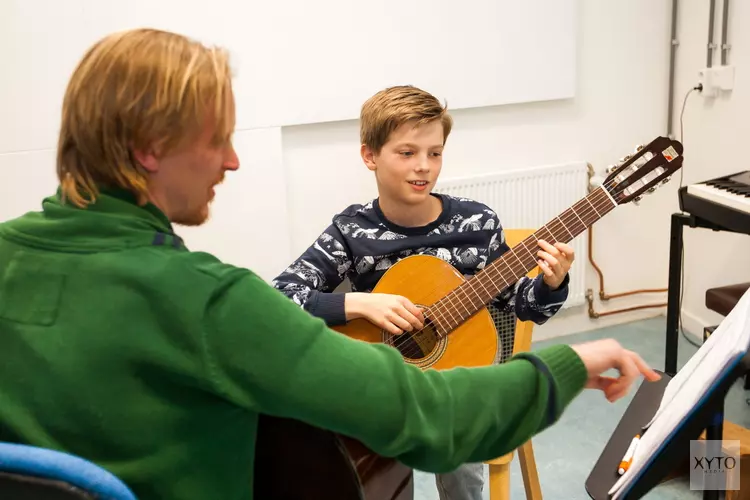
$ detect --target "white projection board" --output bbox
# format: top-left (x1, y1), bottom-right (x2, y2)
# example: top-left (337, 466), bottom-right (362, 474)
top-left (1, 0), bottom-right (577, 154)
top-left (228, 0), bottom-right (579, 129)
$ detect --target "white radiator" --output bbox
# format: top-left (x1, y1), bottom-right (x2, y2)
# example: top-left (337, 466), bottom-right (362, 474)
top-left (434, 161), bottom-right (591, 309)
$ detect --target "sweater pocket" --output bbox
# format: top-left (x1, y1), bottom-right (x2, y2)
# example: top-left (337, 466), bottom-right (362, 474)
top-left (0, 252), bottom-right (66, 326)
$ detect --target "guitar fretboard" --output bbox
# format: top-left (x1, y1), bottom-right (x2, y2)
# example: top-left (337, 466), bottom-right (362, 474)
top-left (428, 186), bottom-right (618, 336)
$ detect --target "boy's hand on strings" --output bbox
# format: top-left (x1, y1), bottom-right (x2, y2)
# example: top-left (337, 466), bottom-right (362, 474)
top-left (571, 339), bottom-right (661, 402)
top-left (537, 239), bottom-right (575, 290)
top-left (345, 292), bottom-right (424, 335)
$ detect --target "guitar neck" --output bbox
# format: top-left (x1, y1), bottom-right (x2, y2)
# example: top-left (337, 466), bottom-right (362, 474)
top-left (429, 186), bottom-right (618, 334)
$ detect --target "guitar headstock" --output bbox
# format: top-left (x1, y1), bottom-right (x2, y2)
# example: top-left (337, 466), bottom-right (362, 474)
top-left (603, 136), bottom-right (684, 205)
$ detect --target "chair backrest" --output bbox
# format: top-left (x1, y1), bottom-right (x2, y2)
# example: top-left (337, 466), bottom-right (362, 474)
top-left (490, 228), bottom-right (540, 364)
top-left (0, 442), bottom-right (136, 500)
top-left (0, 470), bottom-right (95, 499)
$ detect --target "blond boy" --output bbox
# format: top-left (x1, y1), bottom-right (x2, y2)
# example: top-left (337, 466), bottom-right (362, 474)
top-left (273, 86), bottom-right (576, 499)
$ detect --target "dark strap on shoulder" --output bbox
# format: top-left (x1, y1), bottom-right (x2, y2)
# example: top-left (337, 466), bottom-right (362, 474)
top-left (513, 353), bottom-right (558, 427)
top-left (151, 232), bottom-right (186, 250)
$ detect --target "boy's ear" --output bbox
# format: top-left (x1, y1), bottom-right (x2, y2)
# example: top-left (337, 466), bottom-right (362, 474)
top-left (361, 144), bottom-right (378, 172)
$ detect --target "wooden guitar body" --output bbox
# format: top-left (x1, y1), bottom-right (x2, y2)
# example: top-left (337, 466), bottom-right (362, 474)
top-left (254, 413), bottom-right (415, 500)
top-left (334, 254), bottom-right (498, 369)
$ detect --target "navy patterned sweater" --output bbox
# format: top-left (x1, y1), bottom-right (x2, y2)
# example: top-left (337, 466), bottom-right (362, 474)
top-left (272, 194), bottom-right (569, 326)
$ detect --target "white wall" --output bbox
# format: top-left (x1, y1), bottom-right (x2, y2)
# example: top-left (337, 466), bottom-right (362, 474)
top-left (667, 0), bottom-right (750, 339)
top-left (3, 0), bottom-right (742, 342)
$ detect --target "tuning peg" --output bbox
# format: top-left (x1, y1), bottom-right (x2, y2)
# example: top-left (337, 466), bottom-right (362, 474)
top-left (633, 196), bottom-right (642, 206)
top-left (661, 176), bottom-right (672, 185)
top-left (634, 144), bottom-right (644, 152)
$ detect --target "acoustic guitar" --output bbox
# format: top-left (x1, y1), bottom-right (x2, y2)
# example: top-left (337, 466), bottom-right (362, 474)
top-left (254, 136), bottom-right (684, 499)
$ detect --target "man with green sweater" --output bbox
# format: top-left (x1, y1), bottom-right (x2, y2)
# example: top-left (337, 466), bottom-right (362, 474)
top-left (0, 28), bottom-right (659, 500)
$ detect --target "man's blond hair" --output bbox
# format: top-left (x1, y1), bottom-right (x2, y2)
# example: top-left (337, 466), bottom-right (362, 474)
top-left (360, 85), bottom-right (453, 154)
top-left (57, 28), bottom-right (235, 207)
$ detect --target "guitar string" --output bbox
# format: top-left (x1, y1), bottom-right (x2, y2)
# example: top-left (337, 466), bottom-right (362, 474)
top-left (385, 185), bottom-right (616, 357)
top-left (420, 161), bottom-right (654, 331)
top-left (387, 191), bottom-right (615, 360)
top-left (430, 190), bottom-right (610, 323)
top-left (432, 150), bottom-right (679, 328)
top-left (385, 153), bottom-right (677, 359)
top-left (385, 174), bottom-right (645, 360)
top-left (389, 185), bottom-right (642, 360)
top-left (433, 187), bottom-right (615, 322)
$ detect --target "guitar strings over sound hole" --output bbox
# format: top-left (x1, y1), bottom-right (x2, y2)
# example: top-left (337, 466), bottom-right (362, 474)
top-left (390, 316), bottom-right (440, 361)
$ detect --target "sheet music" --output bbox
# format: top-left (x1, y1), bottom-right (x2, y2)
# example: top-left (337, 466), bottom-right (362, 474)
top-left (608, 287), bottom-right (750, 500)
top-left (643, 304), bottom-right (742, 430)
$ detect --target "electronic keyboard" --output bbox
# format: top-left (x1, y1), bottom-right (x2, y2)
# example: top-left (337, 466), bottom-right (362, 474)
top-left (679, 171), bottom-right (750, 235)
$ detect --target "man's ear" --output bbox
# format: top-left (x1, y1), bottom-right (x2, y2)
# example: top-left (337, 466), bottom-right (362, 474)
top-left (131, 144), bottom-right (161, 173)
top-left (361, 144), bottom-right (377, 172)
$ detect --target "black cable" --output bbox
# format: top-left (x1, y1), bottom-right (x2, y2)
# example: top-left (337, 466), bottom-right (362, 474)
top-left (678, 83), bottom-right (702, 189)
top-left (677, 84), bottom-right (703, 348)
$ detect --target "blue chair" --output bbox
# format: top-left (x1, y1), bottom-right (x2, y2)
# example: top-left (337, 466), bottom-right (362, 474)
top-left (0, 442), bottom-right (136, 499)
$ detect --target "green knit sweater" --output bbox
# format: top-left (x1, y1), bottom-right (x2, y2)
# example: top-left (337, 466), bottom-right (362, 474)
top-left (0, 190), bottom-right (588, 499)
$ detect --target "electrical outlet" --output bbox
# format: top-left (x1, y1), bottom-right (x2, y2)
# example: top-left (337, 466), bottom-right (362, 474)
top-left (698, 65), bottom-right (735, 97)
top-left (697, 68), bottom-right (716, 97)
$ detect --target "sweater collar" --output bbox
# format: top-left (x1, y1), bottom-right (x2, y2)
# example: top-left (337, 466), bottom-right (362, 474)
top-left (372, 193), bottom-right (452, 236)
top-left (0, 187), bottom-right (183, 252)
top-left (85, 187), bottom-right (174, 232)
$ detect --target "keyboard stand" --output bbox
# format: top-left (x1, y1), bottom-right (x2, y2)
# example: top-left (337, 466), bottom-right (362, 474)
top-left (665, 212), bottom-right (729, 376)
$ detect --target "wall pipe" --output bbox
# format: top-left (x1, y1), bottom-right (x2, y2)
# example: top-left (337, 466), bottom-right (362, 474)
top-left (587, 295), bottom-right (667, 319)
top-left (584, 166), bottom-right (667, 319)
top-left (585, 225), bottom-right (667, 319)
top-left (666, 0), bottom-right (679, 138)
top-left (707, 0), bottom-right (717, 68)
top-left (721, 0), bottom-right (730, 65)
top-left (587, 226), bottom-right (667, 301)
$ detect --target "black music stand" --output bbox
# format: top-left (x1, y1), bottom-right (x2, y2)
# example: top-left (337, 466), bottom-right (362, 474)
top-left (586, 352), bottom-right (750, 500)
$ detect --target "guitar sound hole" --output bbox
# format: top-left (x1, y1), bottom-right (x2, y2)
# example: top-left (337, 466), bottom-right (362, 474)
top-left (393, 319), bottom-right (440, 361)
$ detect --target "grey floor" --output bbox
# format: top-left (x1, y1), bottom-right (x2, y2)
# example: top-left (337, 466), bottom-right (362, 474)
top-left (412, 316), bottom-right (750, 499)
